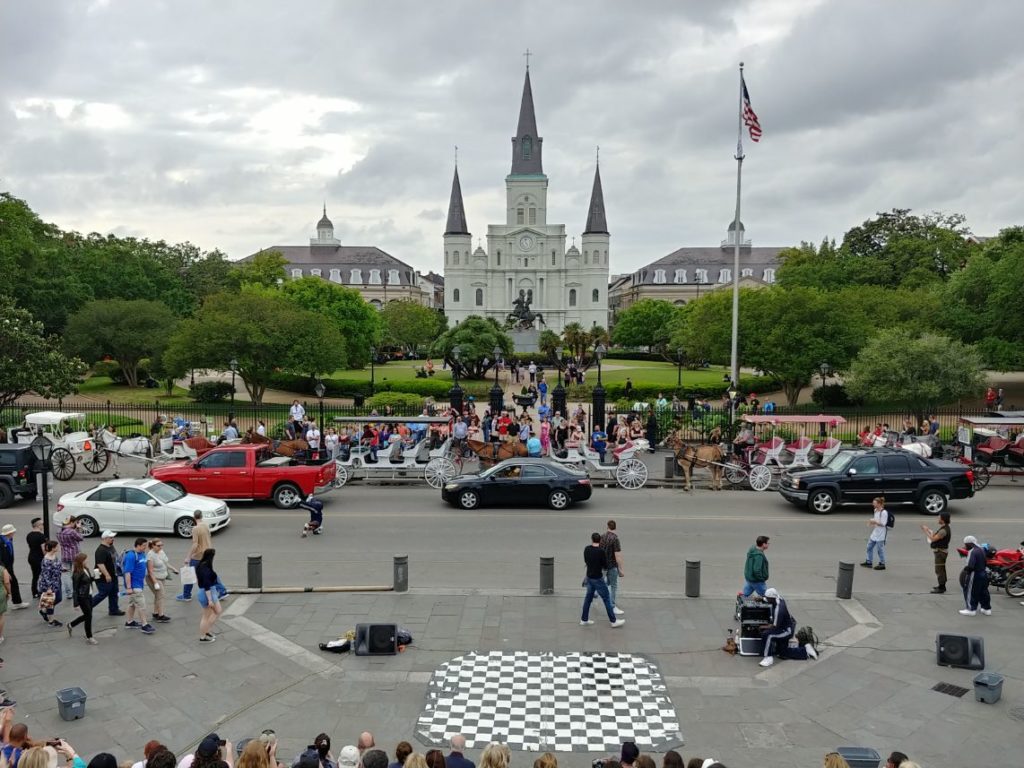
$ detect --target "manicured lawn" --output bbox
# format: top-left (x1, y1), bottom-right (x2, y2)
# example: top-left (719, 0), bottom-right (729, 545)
top-left (76, 376), bottom-right (192, 404)
top-left (328, 359), bottom-right (453, 383)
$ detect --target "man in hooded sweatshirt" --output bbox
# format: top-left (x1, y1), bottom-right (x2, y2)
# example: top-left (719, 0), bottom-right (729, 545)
top-left (742, 536), bottom-right (770, 598)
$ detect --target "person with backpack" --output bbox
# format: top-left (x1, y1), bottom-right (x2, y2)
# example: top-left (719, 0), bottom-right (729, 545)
top-left (862, 496), bottom-right (891, 571)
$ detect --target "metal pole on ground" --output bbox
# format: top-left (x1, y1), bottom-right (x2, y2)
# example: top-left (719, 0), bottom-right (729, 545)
top-left (247, 553), bottom-right (263, 589)
top-left (836, 561), bottom-right (854, 599)
top-left (539, 556), bottom-right (554, 595)
top-left (664, 456), bottom-right (676, 479)
top-left (393, 554), bottom-right (409, 593)
top-left (685, 559), bottom-right (701, 598)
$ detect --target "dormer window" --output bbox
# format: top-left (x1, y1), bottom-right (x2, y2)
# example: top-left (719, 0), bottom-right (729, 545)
top-left (350, 269), bottom-right (362, 284)
top-left (654, 269), bottom-right (666, 284)
top-left (718, 269), bottom-right (731, 283)
top-left (291, 268), bottom-right (302, 279)
top-left (674, 269), bottom-right (686, 284)
top-left (329, 269), bottom-right (341, 283)
top-left (388, 269), bottom-right (399, 285)
top-left (696, 269), bottom-right (708, 284)
top-left (741, 268), bottom-right (753, 278)
top-left (369, 269), bottom-right (382, 285)
top-left (310, 268), bottom-right (322, 277)
top-left (763, 268), bottom-right (776, 283)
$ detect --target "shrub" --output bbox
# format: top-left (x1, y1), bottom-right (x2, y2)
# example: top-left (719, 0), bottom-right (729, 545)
top-left (92, 360), bottom-right (121, 379)
top-left (811, 383), bottom-right (863, 407)
top-left (189, 381), bottom-right (235, 403)
top-left (366, 392), bottom-right (425, 411)
top-left (265, 372), bottom-right (492, 400)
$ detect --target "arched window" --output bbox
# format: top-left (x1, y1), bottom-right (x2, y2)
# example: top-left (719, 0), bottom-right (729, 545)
top-left (496, 253), bottom-right (501, 266)
top-left (388, 269), bottom-right (400, 284)
top-left (370, 299), bottom-right (382, 310)
top-left (528, 207), bottom-right (536, 225)
top-left (291, 268), bottom-right (302, 279)
top-left (551, 251), bottom-right (556, 266)
top-left (674, 269), bottom-right (686, 283)
top-left (592, 288), bottom-right (599, 303)
top-left (763, 268), bottom-right (776, 283)
top-left (475, 288), bottom-right (483, 306)
top-left (517, 208), bottom-right (525, 224)
top-left (350, 268), bottom-right (362, 283)
top-left (445, 250), bottom-right (449, 264)
top-left (654, 269), bottom-right (666, 284)
top-left (369, 269), bottom-right (382, 285)
top-left (718, 268), bottom-right (731, 283)
top-left (310, 268), bottom-right (321, 277)
top-left (453, 288), bottom-right (460, 303)
top-left (453, 251), bottom-right (460, 265)
top-left (695, 269), bottom-right (708, 284)
top-left (569, 289), bottom-right (577, 307)
top-left (329, 268), bottom-right (341, 283)
top-left (741, 268), bottom-right (753, 278)
top-left (603, 250), bottom-right (608, 263)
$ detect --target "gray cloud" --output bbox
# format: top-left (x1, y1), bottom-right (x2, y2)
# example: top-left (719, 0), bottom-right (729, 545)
top-left (0, 0), bottom-right (1021, 273)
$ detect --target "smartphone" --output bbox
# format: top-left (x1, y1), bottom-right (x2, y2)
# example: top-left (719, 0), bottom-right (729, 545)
top-left (47, 740), bottom-right (62, 747)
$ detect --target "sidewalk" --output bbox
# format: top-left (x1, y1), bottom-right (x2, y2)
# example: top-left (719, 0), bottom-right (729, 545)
top-left (4, 587), bottom-right (1019, 767)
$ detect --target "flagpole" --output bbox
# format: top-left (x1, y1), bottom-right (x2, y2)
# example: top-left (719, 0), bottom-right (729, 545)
top-left (729, 62), bottom-right (745, 391)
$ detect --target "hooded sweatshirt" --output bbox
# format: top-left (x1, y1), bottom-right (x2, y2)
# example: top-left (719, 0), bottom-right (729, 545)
top-left (744, 545), bottom-right (769, 583)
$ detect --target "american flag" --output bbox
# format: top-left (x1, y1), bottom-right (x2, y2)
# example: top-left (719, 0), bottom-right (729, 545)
top-left (742, 76), bottom-right (762, 142)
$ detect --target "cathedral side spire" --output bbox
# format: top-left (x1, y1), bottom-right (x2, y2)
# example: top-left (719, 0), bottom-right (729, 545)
top-left (445, 166), bottom-right (470, 235)
top-left (583, 161), bottom-right (608, 235)
top-left (511, 67), bottom-right (543, 175)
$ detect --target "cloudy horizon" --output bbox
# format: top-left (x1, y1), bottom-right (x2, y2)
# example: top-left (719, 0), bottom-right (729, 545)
top-left (1, 0), bottom-right (1021, 274)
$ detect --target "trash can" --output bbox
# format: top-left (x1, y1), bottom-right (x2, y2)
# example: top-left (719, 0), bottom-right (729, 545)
top-left (835, 747), bottom-right (880, 768)
top-left (974, 672), bottom-right (1004, 704)
top-left (56, 687), bottom-right (87, 721)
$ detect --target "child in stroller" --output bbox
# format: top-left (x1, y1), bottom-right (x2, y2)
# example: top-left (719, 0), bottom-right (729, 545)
top-left (299, 493), bottom-right (324, 537)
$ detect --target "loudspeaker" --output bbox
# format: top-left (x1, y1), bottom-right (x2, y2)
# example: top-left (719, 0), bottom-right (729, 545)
top-left (354, 623), bottom-right (398, 656)
top-left (936, 633), bottom-right (984, 670)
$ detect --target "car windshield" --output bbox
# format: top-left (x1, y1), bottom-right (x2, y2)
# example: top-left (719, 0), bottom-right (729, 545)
top-left (827, 452), bottom-right (858, 472)
top-left (146, 482), bottom-right (185, 503)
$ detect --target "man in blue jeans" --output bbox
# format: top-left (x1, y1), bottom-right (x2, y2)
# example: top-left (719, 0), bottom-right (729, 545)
top-left (176, 510), bottom-right (228, 601)
top-left (580, 532), bottom-right (626, 628)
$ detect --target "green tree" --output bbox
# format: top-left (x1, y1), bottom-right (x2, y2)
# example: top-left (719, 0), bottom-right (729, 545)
top-left (561, 322), bottom-right (590, 360)
top-left (381, 300), bottom-right (445, 356)
top-left (846, 328), bottom-right (986, 416)
top-left (589, 325), bottom-right (611, 349)
top-left (611, 299), bottom-right (677, 350)
top-left (429, 316), bottom-right (513, 378)
top-left (0, 297), bottom-right (86, 408)
top-left (64, 299), bottom-right (179, 388)
top-left (233, 250), bottom-right (288, 288)
top-left (538, 329), bottom-right (561, 359)
top-left (164, 292), bottom-right (345, 403)
top-left (273, 278), bottom-right (380, 368)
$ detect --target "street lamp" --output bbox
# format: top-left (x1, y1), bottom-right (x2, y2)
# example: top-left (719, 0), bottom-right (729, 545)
top-left (490, 345), bottom-right (503, 416)
top-left (594, 343), bottom-right (607, 386)
top-left (449, 345), bottom-right (463, 411)
top-left (552, 347), bottom-right (567, 418)
top-left (673, 346), bottom-right (686, 390)
top-left (369, 346), bottom-right (376, 397)
top-left (30, 431), bottom-right (54, 539)
top-left (728, 382), bottom-right (739, 425)
top-left (819, 361), bottom-right (831, 389)
top-left (315, 379), bottom-right (326, 437)
top-left (229, 358), bottom-right (238, 409)
top-left (591, 343), bottom-right (607, 432)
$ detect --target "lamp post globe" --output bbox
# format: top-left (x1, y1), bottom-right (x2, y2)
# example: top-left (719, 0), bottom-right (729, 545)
top-left (228, 358), bottom-right (238, 408)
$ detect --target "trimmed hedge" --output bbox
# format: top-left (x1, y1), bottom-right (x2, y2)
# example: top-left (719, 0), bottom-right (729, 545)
top-left (563, 374), bottom-right (771, 401)
top-left (266, 372), bottom-right (493, 400)
top-left (189, 381), bottom-right (235, 403)
top-left (366, 392), bottom-right (425, 410)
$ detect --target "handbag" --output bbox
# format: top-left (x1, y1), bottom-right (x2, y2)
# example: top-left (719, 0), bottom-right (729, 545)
top-left (180, 565), bottom-right (197, 585)
top-left (39, 590), bottom-right (56, 611)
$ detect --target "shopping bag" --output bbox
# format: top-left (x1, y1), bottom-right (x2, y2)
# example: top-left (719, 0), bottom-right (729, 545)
top-left (180, 565), bottom-right (197, 585)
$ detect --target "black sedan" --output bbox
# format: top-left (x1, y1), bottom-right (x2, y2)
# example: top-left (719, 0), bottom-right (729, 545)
top-left (442, 458), bottom-right (592, 510)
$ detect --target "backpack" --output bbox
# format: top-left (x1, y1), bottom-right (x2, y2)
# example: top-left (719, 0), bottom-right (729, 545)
top-left (114, 547), bottom-right (125, 577)
top-left (885, 510), bottom-right (895, 529)
top-left (796, 625), bottom-right (820, 651)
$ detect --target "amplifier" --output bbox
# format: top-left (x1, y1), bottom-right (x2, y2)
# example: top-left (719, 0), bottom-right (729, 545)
top-left (739, 602), bottom-right (772, 623)
top-left (738, 637), bottom-right (765, 656)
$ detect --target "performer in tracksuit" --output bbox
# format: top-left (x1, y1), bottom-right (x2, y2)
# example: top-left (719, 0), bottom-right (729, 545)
top-left (758, 587), bottom-right (820, 667)
top-left (959, 535), bottom-right (992, 616)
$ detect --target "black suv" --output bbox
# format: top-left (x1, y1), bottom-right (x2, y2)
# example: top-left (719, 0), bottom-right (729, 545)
top-left (0, 444), bottom-right (39, 509)
top-left (778, 447), bottom-right (975, 514)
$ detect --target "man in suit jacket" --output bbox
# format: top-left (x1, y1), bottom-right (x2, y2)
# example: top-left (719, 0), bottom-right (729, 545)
top-left (0, 524), bottom-right (26, 607)
top-left (445, 735), bottom-right (474, 768)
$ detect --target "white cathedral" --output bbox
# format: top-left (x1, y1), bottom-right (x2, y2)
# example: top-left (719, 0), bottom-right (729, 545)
top-left (443, 67), bottom-right (610, 334)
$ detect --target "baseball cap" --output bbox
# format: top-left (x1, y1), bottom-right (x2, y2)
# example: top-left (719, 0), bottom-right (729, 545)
top-left (197, 734), bottom-right (224, 758)
top-left (621, 742), bottom-right (639, 764)
top-left (764, 588), bottom-right (780, 599)
top-left (338, 745), bottom-right (360, 768)
top-left (963, 535), bottom-right (979, 546)
top-left (101, 530), bottom-right (116, 539)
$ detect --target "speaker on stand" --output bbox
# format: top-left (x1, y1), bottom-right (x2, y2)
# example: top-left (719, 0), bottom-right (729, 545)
top-left (936, 633), bottom-right (985, 670)
top-left (355, 623), bottom-right (398, 656)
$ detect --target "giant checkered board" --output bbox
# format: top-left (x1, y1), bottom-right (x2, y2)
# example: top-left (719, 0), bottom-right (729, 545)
top-left (415, 650), bottom-right (683, 753)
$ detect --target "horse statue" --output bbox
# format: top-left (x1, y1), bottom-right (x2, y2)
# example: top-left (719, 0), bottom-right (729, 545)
top-left (463, 438), bottom-right (529, 467)
top-left (663, 429), bottom-right (725, 491)
top-left (505, 289), bottom-right (546, 331)
top-left (242, 430), bottom-right (309, 458)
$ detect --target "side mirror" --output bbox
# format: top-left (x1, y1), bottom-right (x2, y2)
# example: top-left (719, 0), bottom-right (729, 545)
top-left (192, 461), bottom-right (202, 469)
top-left (846, 468), bottom-right (857, 476)
top-left (146, 499), bottom-right (157, 507)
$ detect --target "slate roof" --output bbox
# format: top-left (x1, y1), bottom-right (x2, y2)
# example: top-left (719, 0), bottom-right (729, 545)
top-left (445, 167), bottom-right (470, 235)
top-left (242, 246), bottom-right (421, 286)
top-left (511, 69), bottom-right (543, 175)
top-left (627, 245), bottom-right (783, 285)
top-left (583, 164), bottom-right (608, 235)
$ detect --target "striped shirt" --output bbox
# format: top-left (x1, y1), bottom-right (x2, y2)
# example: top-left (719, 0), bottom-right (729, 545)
top-left (57, 525), bottom-right (83, 564)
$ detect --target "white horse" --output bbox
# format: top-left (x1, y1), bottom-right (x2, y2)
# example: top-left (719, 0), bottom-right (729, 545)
top-left (98, 428), bottom-right (153, 458)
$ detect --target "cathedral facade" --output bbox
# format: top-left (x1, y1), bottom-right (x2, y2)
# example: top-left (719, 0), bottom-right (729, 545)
top-left (443, 68), bottom-right (610, 334)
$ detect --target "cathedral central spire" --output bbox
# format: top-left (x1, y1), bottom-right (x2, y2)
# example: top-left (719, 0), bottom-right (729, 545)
top-left (511, 67), bottom-right (543, 175)
top-left (583, 161), bottom-right (608, 235)
top-left (445, 166), bottom-right (469, 235)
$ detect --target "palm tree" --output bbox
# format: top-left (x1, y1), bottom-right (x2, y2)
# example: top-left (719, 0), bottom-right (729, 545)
top-left (562, 322), bottom-right (588, 360)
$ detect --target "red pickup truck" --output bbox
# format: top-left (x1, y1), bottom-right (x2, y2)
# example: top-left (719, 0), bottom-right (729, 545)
top-left (150, 444), bottom-right (336, 509)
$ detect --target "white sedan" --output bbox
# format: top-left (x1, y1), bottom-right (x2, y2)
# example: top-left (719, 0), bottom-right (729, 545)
top-left (55, 479), bottom-right (231, 538)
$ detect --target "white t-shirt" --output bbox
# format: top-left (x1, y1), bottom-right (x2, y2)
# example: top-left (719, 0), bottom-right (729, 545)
top-left (290, 404), bottom-right (306, 421)
top-left (870, 509), bottom-right (889, 541)
top-left (528, 363), bottom-right (537, 374)
top-left (307, 428), bottom-right (321, 448)
top-left (256, 424), bottom-right (266, 436)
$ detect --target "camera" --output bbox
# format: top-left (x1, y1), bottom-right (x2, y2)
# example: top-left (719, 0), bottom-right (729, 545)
top-left (47, 740), bottom-right (62, 748)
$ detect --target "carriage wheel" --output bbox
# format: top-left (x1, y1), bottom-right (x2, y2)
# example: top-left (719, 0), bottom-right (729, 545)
top-left (616, 458), bottom-right (648, 490)
top-left (51, 447), bottom-right (76, 481)
top-left (333, 462), bottom-right (348, 488)
top-left (748, 465), bottom-right (772, 492)
top-left (724, 464), bottom-right (747, 487)
top-left (424, 457), bottom-right (458, 489)
top-left (970, 464), bottom-right (990, 491)
top-left (83, 447), bottom-right (109, 475)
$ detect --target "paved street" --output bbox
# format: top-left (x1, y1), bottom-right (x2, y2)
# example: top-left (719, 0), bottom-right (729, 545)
top-left (1, 473), bottom-right (1021, 768)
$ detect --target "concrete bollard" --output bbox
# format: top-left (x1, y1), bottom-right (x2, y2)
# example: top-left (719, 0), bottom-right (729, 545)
top-left (685, 559), bottom-right (701, 598)
top-left (393, 554), bottom-right (409, 593)
top-left (664, 456), bottom-right (676, 479)
top-left (836, 561), bottom-right (854, 599)
top-left (539, 556), bottom-right (555, 595)
top-left (247, 553), bottom-right (263, 590)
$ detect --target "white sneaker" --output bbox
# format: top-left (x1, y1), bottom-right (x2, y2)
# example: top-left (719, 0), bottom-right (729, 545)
top-left (580, 620), bottom-right (594, 626)
top-left (980, 608), bottom-right (992, 616)
top-left (610, 619), bottom-right (626, 628)
top-left (12, 603), bottom-right (28, 610)
top-left (805, 643), bottom-right (818, 660)
top-left (759, 656), bottom-right (775, 667)
top-left (613, 606), bottom-right (625, 615)
top-left (959, 609), bottom-right (977, 616)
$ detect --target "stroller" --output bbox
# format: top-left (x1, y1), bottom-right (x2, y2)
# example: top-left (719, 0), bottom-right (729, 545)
top-left (299, 494), bottom-right (324, 537)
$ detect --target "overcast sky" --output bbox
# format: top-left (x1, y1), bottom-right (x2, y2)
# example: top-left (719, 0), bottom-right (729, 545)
top-left (1, 0), bottom-right (1022, 275)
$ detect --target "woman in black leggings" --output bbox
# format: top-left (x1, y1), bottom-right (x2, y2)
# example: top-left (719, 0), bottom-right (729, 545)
top-left (68, 553), bottom-right (97, 644)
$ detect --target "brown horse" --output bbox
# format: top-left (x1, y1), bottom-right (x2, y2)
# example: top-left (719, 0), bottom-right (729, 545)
top-left (663, 430), bottom-right (725, 491)
top-left (464, 438), bottom-right (529, 467)
top-left (243, 430), bottom-right (309, 457)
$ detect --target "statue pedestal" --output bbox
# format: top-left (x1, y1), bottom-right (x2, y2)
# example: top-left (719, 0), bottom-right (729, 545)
top-left (509, 328), bottom-right (541, 353)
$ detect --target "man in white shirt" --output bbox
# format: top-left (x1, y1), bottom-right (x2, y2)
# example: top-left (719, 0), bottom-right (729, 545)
top-left (290, 399), bottom-right (306, 423)
top-left (306, 424), bottom-right (321, 450)
top-left (528, 361), bottom-right (538, 382)
top-left (862, 496), bottom-right (889, 571)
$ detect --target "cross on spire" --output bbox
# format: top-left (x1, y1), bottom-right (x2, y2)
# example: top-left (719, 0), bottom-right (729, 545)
top-left (523, 48), bottom-right (532, 69)
top-left (454, 144), bottom-right (458, 167)
top-left (596, 145), bottom-right (600, 165)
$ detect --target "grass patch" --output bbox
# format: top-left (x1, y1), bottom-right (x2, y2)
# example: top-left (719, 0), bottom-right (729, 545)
top-left (327, 359), bottom-right (453, 384)
top-left (76, 376), bottom-right (192, 404)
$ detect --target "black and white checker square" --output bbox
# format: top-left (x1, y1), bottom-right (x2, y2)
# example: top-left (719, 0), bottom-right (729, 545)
top-left (415, 651), bottom-right (683, 753)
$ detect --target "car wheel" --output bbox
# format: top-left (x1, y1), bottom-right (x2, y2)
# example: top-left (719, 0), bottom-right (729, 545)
top-left (548, 490), bottom-right (571, 510)
top-left (919, 489), bottom-right (947, 515)
top-left (0, 485), bottom-right (13, 509)
top-left (273, 483), bottom-right (302, 509)
top-left (75, 515), bottom-right (99, 538)
top-left (174, 516), bottom-right (195, 538)
top-left (458, 490), bottom-right (479, 510)
top-left (808, 489), bottom-right (836, 514)
top-left (166, 482), bottom-right (186, 496)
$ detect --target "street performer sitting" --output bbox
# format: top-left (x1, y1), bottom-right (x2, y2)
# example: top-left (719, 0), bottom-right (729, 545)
top-left (758, 587), bottom-right (818, 667)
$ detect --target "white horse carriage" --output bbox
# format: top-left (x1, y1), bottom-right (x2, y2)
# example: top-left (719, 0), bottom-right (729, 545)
top-left (548, 437), bottom-right (651, 489)
top-left (332, 415), bottom-right (461, 489)
top-left (11, 412), bottom-right (109, 480)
